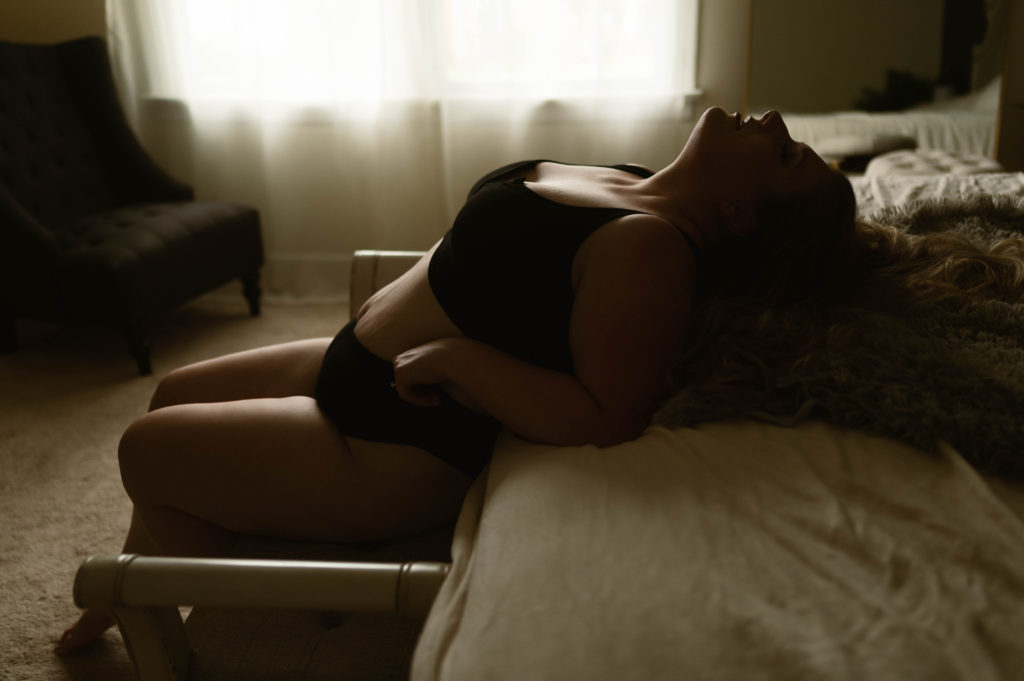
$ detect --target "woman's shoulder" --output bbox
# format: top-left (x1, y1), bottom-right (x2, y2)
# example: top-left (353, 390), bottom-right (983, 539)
top-left (576, 213), bottom-right (698, 284)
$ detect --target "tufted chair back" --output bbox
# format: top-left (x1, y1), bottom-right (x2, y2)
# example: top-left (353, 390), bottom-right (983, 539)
top-left (0, 38), bottom-right (192, 231)
top-left (0, 41), bottom-right (111, 231)
top-left (0, 37), bottom-right (197, 321)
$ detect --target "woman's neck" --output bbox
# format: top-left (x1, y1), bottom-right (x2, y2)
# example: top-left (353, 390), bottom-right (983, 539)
top-left (627, 164), bottom-right (721, 253)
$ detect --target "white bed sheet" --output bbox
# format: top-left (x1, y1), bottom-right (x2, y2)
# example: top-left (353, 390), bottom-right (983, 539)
top-left (782, 80), bottom-right (1002, 158)
top-left (412, 422), bottom-right (1024, 681)
top-left (786, 111), bottom-right (996, 158)
top-left (765, 76), bottom-right (1003, 156)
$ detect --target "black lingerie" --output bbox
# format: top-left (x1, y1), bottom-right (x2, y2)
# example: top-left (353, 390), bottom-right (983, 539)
top-left (316, 159), bottom-right (698, 477)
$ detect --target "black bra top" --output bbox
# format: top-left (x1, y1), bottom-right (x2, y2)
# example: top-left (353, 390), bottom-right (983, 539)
top-left (428, 159), bottom-right (698, 373)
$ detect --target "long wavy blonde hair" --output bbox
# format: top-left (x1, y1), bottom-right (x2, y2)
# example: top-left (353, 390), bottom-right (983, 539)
top-left (673, 191), bottom-right (1024, 404)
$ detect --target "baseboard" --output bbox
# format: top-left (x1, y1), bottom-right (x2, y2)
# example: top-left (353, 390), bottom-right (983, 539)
top-left (204, 253), bottom-right (353, 305)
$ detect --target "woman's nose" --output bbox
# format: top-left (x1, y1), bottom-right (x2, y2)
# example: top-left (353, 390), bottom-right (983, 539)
top-left (760, 110), bottom-right (791, 140)
top-left (758, 110), bottom-right (780, 128)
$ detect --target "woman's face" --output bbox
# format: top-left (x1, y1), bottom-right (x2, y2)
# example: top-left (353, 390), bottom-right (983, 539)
top-left (682, 107), bottom-right (832, 204)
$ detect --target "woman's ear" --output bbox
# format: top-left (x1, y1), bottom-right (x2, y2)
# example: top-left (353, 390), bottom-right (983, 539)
top-left (718, 201), bottom-right (757, 237)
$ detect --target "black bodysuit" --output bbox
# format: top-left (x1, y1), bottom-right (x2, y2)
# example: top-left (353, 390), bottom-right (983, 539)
top-left (315, 160), bottom-right (669, 477)
top-left (429, 159), bottom-right (658, 372)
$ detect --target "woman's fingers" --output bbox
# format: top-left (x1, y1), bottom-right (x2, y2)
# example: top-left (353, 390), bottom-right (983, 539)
top-left (392, 342), bottom-right (447, 407)
top-left (393, 379), bottom-right (442, 407)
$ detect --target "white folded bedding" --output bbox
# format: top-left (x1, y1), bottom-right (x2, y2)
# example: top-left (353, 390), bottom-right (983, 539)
top-left (412, 421), bottom-right (1024, 681)
top-left (785, 110), bottom-right (997, 158)
top-left (775, 77), bottom-right (1002, 159)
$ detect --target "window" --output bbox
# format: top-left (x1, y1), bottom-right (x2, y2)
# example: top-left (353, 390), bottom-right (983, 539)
top-left (441, 0), bottom-right (696, 98)
top-left (141, 0), bottom-right (698, 103)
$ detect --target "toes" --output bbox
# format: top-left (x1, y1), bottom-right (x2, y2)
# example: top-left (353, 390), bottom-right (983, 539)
top-left (53, 629), bottom-right (77, 655)
top-left (53, 612), bottom-right (115, 656)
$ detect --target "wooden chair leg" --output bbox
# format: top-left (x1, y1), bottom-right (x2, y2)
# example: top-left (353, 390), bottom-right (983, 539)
top-left (124, 322), bottom-right (153, 375)
top-left (0, 308), bottom-right (16, 353)
top-left (241, 271), bottom-right (261, 317)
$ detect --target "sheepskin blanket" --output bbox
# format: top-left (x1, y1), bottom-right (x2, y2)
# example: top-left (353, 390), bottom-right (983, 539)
top-left (653, 196), bottom-right (1024, 478)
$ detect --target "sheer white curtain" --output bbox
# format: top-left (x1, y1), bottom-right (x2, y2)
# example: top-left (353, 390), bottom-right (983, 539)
top-left (107, 0), bottom-right (699, 301)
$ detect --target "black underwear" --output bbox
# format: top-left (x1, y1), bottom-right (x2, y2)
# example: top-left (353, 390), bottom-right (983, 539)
top-left (314, 319), bottom-right (501, 478)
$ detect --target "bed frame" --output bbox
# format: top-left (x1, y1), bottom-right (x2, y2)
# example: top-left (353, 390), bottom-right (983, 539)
top-left (73, 250), bottom-right (430, 681)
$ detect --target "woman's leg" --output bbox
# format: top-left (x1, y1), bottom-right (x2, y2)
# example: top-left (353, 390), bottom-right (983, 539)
top-left (148, 337), bottom-right (334, 409)
top-left (108, 337), bottom-right (335, 552)
top-left (57, 394), bottom-right (470, 654)
top-left (58, 335), bottom-right (363, 654)
top-left (117, 338), bottom-right (337, 554)
top-left (116, 397), bottom-right (470, 550)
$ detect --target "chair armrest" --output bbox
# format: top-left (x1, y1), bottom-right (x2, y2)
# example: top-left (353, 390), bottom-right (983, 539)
top-left (74, 554), bottom-right (449, 681)
top-left (349, 250), bottom-right (427, 320)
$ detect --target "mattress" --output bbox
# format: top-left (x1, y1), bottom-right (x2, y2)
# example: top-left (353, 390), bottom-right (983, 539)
top-left (412, 423), bottom-right (1024, 681)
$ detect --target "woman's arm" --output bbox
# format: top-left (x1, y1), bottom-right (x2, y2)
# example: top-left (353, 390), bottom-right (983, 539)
top-left (392, 214), bottom-right (695, 447)
top-left (394, 336), bottom-right (618, 446)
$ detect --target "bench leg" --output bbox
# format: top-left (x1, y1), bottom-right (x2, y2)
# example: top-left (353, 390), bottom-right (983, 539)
top-left (115, 606), bottom-right (191, 681)
top-left (74, 554), bottom-right (451, 681)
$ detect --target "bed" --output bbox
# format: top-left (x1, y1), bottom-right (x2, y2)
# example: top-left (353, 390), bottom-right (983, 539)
top-left (775, 77), bottom-right (1003, 162)
top-left (74, 171), bottom-right (1024, 681)
top-left (409, 172), bottom-right (1024, 681)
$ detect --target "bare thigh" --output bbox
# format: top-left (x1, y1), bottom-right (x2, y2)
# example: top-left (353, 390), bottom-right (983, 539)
top-left (150, 337), bottom-right (335, 409)
top-left (119, 396), bottom-right (471, 543)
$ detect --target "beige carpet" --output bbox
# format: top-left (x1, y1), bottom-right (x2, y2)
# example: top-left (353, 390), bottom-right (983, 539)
top-left (0, 297), bottom-right (347, 681)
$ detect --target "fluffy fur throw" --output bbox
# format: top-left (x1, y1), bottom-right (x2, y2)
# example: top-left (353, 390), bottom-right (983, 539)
top-left (653, 195), bottom-right (1024, 478)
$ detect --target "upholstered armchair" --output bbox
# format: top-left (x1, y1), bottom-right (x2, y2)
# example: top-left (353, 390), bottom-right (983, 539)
top-left (0, 36), bottom-right (263, 374)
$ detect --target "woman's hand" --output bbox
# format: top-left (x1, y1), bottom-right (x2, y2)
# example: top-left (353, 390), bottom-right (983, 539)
top-left (392, 339), bottom-right (456, 408)
top-left (393, 338), bottom-right (488, 412)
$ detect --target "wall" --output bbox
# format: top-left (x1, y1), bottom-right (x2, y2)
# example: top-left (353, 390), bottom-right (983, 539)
top-left (0, 0), bottom-right (105, 42)
top-left (748, 0), bottom-right (944, 112)
top-left (697, 0), bottom-right (751, 115)
top-left (996, 0), bottom-right (1023, 170)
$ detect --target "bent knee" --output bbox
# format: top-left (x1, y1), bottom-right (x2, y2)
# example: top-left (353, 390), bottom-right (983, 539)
top-left (148, 366), bottom-right (192, 411)
top-left (118, 411), bottom-right (175, 503)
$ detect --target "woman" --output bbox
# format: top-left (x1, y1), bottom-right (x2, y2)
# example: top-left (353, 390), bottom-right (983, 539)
top-left (56, 106), bottom-right (855, 653)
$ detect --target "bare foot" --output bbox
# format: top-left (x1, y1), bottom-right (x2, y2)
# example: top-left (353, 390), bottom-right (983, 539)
top-left (54, 608), bottom-right (116, 655)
